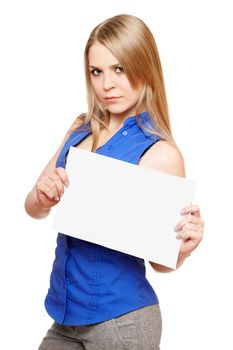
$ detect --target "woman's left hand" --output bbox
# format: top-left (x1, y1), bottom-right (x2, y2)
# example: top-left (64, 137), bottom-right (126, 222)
top-left (175, 203), bottom-right (204, 259)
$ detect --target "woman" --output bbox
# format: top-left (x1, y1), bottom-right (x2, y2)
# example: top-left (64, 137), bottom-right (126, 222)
top-left (25, 14), bottom-right (204, 350)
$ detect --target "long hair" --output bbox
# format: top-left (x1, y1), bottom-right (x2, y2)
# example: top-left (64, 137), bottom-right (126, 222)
top-left (74, 14), bottom-right (177, 151)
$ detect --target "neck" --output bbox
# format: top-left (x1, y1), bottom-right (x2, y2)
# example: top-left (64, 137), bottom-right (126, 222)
top-left (107, 108), bottom-right (145, 130)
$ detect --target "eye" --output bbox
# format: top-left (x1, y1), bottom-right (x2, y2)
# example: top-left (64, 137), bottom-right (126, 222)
top-left (115, 66), bottom-right (124, 73)
top-left (91, 68), bottom-right (101, 76)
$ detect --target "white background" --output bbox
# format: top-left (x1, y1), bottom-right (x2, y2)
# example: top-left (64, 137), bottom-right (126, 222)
top-left (0, 1), bottom-right (232, 349)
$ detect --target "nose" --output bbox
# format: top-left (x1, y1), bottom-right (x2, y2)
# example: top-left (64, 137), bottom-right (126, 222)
top-left (103, 72), bottom-right (116, 91)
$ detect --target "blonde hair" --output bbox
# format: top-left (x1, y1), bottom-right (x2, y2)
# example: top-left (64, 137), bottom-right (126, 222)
top-left (73, 14), bottom-right (177, 151)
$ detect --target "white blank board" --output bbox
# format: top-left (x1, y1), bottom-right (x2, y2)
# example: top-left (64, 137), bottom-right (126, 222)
top-left (52, 147), bottom-right (196, 269)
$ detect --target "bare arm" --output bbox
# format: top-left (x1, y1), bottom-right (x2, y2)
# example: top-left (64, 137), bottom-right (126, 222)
top-left (24, 116), bottom-right (84, 219)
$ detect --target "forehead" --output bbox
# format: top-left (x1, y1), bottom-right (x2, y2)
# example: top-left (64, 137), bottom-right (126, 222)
top-left (88, 43), bottom-right (118, 67)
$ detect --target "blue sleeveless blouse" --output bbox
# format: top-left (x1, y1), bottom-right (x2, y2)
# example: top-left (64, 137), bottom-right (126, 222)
top-left (44, 111), bottom-right (162, 326)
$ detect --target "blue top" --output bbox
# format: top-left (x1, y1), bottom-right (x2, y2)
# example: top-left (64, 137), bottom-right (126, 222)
top-left (44, 111), bottom-right (162, 326)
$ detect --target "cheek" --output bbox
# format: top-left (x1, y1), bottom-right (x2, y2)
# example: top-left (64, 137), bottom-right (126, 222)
top-left (120, 77), bottom-right (142, 99)
top-left (128, 88), bottom-right (142, 102)
top-left (132, 84), bottom-right (144, 101)
top-left (119, 76), bottom-right (132, 91)
top-left (91, 79), bottom-right (101, 95)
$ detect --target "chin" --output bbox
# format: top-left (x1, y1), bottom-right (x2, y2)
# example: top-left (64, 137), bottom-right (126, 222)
top-left (107, 106), bottom-right (132, 115)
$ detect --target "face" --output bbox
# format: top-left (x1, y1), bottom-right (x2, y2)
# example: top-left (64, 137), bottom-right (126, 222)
top-left (88, 43), bottom-right (144, 120)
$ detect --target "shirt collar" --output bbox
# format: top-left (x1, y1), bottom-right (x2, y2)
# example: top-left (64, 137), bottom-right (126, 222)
top-left (85, 111), bottom-right (153, 132)
top-left (122, 111), bottom-right (151, 127)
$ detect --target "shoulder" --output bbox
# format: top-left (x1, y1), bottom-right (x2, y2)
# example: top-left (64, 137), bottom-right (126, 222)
top-left (67, 113), bottom-right (87, 134)
top-left (138, 140), bottom-right (185, 178)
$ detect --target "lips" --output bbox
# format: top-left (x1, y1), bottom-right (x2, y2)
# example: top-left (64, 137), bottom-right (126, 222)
top-left (104, 97), bottom-right (122, 104)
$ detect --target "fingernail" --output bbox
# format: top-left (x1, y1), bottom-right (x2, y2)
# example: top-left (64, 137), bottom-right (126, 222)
top-left (55, 196), bottom-right (60, 201)
top-left (174, 226), bottom-right (179, 232)
top-left (180, 208), bottom-right (185, 214)
top-left (65, 181), bottom-right (69, 187)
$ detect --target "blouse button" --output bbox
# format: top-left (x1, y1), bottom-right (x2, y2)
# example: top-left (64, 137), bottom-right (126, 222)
top-left (122, 131), bottom-right (128, 136)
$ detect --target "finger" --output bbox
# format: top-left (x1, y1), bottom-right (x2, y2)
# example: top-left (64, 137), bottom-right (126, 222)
top-left (55, 167), bottom-right (70, 187)
top-left (174, 214), bottom-right (201, 232)
top-left (176, 226), bottom-right (203, 243)
top-left (180, 203), bottom-right (201, 217)
top-left (176, 228), bottom-right (191, 240)
top-left (41, 175), bottom-right (60, 200)
top-left (36, 181), bottom-right (58, 201)
top-left (47, 172), bottom-right (65, 197)
top-left (176, 224), bottom-right (199, 240)
top-left (184, 222), bottom-right (200, 233)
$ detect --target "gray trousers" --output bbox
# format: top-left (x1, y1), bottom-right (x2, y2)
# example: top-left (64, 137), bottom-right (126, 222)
top-left (38, 304), bottom-right (162, 350)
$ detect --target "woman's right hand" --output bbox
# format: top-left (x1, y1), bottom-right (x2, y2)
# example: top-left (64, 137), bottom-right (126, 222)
top-left (34, 167), bottom-right (69, 210)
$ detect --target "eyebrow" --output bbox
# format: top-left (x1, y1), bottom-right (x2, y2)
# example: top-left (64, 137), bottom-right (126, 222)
top-left (89, 63), bottom-right (121, 69)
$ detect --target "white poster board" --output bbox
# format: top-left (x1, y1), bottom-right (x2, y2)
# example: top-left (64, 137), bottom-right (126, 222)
top-left (52, 147), bottom-right (196, 268)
